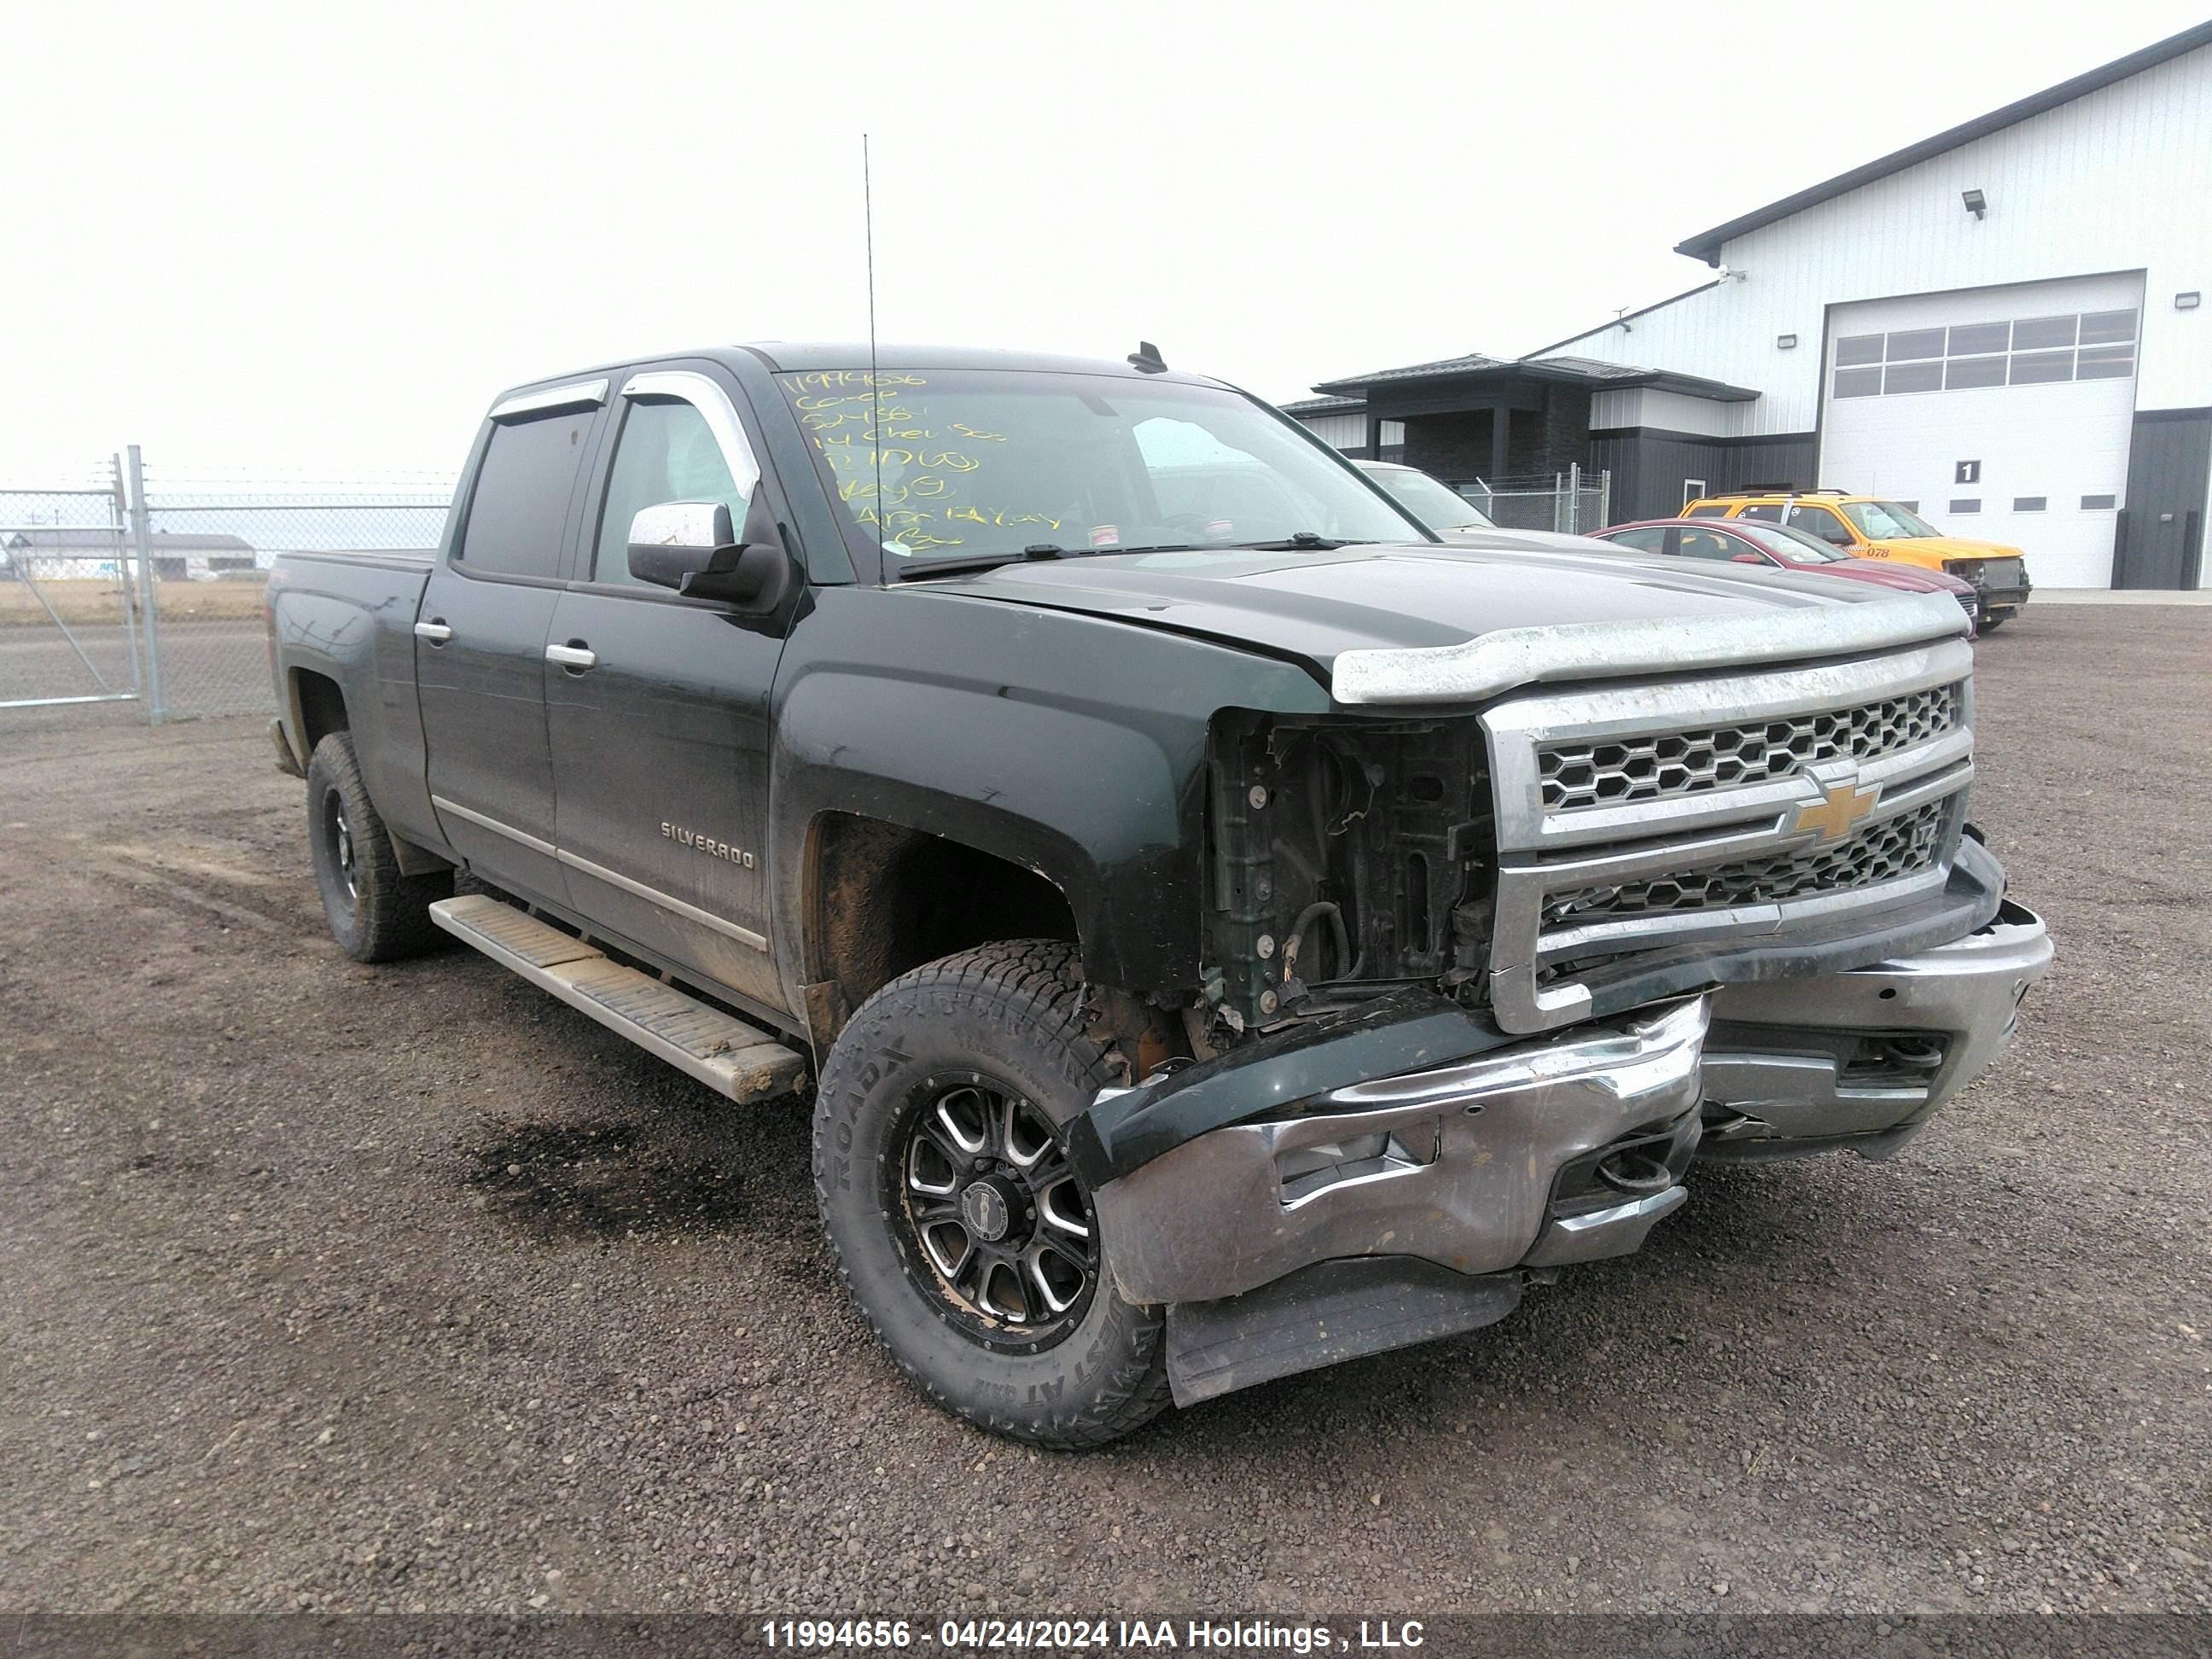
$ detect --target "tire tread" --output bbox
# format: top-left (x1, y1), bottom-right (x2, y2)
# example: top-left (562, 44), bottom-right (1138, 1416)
top-left (813, 938), bottom-right (1173, 1450)
top-left (307, 732), bottom-right (450, 962)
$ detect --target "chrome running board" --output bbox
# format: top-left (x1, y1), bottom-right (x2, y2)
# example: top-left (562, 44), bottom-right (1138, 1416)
top-left (429, 894), bottom-right (806, 1103)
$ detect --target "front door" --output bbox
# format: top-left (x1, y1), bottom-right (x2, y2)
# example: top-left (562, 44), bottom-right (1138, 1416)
top-left (419, 390), bottom-right (602, 903)
top-left (544, 367), bottom-right (788, 1011)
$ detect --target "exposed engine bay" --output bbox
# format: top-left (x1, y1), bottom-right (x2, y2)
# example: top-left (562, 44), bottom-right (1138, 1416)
top-left (1202, 712), bottom-right (1493, 1037)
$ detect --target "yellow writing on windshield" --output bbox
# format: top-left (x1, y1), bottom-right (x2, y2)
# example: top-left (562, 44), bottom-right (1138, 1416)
top-left (779, 371), bottom-right (1086, 557)
top-left (947, 507), bottom-right (1061, 530)
top-left (787, 370), bottom-right (929, 392)
top-left (852, 506), bottom-right (1062, 533)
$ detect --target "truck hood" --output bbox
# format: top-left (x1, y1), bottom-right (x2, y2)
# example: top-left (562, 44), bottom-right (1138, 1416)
top-left (917, 538), bottom-right (1939, 690)
top-left (1440, 524), bottom-right (1615, 554)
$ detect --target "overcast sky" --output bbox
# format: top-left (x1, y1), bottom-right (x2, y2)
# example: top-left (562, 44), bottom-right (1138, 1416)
top-left (6, 0), bottom-right (2205, 479)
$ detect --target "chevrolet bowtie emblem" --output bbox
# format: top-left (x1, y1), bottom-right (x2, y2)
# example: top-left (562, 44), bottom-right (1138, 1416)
top-left (1793, 779), bottom-right (1879, 841)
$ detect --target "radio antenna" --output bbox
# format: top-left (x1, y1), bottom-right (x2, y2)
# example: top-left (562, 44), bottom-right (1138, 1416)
top-left (863, 134), bottom-right (884, 555)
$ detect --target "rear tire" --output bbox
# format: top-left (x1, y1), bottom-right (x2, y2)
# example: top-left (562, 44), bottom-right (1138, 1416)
top-left (306, 731), bottom-right (451, 962)
top-left (812, 940), bottom-right (1172, 1448)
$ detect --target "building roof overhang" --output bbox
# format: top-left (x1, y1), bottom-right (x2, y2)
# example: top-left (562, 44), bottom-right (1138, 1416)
top-left (1307, 353), bottom-right (1755, 407)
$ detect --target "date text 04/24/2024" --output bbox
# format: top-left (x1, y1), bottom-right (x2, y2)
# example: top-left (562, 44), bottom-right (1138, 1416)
top-left (757, 1619), bottom-right (1426, 1651)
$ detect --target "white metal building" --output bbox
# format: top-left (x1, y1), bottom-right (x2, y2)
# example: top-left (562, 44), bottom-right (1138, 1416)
top-left (1291, 21), bottom-right (2212, 589)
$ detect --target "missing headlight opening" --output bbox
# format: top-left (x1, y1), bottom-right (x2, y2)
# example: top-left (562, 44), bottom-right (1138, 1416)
top-left (1204, 712), bottom-right (1495, 1033)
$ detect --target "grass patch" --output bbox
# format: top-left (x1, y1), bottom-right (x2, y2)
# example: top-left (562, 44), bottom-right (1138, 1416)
top-left (0, 580), bottom-right (267, 626)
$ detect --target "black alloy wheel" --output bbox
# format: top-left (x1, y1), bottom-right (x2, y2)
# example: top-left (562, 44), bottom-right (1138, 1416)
top-left (894, 1074), bottom-right (1098, 1349)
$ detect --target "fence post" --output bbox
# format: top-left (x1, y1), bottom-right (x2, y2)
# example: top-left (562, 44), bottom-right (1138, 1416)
top-left (1567, 463), bottom-right (1582, 533)
top-left (126, 445), bottom-right (166, 725)
top-left (111, 454), bottom-right (143, 701)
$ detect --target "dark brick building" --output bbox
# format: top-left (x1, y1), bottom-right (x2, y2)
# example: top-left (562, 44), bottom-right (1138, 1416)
top-left (1284, 353), bottom-right (1756, 505)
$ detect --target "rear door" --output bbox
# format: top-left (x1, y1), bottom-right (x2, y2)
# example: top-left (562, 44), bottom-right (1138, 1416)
top-left (418, 382), bottom-right (605, 903)
top-left (543, 365), bottom-right (789, 1013)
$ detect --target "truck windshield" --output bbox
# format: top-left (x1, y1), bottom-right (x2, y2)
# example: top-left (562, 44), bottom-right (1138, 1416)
top-left (1360, 465), bottom-right (1498, 532)
top-left (775, 369), bottom-right (1426, 572)
top-left (1840, 500), bottom-right (1941, 539)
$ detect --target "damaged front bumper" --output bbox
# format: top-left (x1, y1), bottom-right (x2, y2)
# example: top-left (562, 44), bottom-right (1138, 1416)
top-left (1699, 897), bottom-right (2052, 1159)
top-left (1074, 899), bottom-right (2051, 1406)
top-left (1074, 994), bottom-right (1711, 1403)
top-left (1086, 995), bottom-right (1710, 1307)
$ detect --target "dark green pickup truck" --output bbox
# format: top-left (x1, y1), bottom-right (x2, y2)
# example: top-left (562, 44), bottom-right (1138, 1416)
top-left (266, 343), bottom-right (2050, 1446)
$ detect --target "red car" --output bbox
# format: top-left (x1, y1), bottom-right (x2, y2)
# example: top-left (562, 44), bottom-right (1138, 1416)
top-left (1593, 516), bottom-right (1982, 637)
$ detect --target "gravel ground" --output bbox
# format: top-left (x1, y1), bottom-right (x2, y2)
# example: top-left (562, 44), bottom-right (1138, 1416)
top-left (1, 603), bottom-right (2207, 1619)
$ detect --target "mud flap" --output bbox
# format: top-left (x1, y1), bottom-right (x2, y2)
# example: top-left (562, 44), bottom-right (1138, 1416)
top-left (1164, 1256), bottom-right (1526, 1406)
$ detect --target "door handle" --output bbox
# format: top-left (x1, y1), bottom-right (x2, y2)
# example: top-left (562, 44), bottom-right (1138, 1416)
top-left (545, 643), bottom-right (597, 671)
top-left (414, 620), bottom-right (452, 645)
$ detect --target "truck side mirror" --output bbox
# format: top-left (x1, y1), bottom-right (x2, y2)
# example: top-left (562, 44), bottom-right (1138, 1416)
top-left (627, 495), bottom-right (793, 610)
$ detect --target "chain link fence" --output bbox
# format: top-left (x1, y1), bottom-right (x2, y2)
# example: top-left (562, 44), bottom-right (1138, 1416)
top-left (0, 454), bottom-right (453, 723)
top-left (0, 465), bottom-right (145, 712)
top-left (143, 469), bottom-right (452, 717)
top-left (1464, 465), bottom-right (1612, 535)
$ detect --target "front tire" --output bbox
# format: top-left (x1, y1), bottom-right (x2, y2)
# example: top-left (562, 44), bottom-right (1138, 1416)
top-left (306, 731), bottom-right (451, 962)
top-left (812, 940), bottom-right (1172, 1448)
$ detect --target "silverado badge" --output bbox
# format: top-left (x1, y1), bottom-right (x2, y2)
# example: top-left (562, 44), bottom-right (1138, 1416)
top-left (661, 821), bottom-right (757, 869)
top-left (1792, 779), bottom-right (1879, 841)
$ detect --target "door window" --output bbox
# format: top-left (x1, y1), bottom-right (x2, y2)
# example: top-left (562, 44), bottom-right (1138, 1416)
top-left (1784, 504), bottom-right (1857, 546)
top-left (1678, 528), bottom-right (1753, 562)
top-left (593, 398), bottom-right (755, 586)
top-left (1605, 527), bottom-right (1669, 553)
top-left (457, 410), bottom-right (595, 578)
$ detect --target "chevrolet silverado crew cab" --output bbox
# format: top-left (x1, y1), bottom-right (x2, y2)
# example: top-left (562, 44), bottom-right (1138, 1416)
top-left (266, 343), bottom-right (2052, 1447)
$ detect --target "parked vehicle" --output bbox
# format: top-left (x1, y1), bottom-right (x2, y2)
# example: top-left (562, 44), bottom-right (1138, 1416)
top-left (1594, 516), bottom-right (1982, 636)
top-left (1354, 458), bottom-right (1499, 536)
top-left (266, 344), bottom-right (2051, 1447)
top-left (1352, 458), bottom-right (1614, 553)
top-left (1682, 491), bottom-right (2031, 630)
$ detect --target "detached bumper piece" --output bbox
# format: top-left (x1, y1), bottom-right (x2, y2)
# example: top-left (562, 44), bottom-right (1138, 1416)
top-left (1082, 996), bottom-right (1710, 1406)
top-left (1166, 1258), bottom-right (1526, 1406)
top-left (1699, 898), bottom-right (2052, 1160)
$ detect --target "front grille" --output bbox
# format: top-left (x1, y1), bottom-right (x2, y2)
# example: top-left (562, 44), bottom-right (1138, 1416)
top-left (1956, 591), bottom-right (1979, 615)
top-left (1538, 683), bottom-right (1960, 812)
top-left (1542, 798), bottom-right (1947, 928)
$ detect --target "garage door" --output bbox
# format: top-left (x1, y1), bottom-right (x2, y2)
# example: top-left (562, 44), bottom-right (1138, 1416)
top-left (1820, 273), bottom-right (2144, 588)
